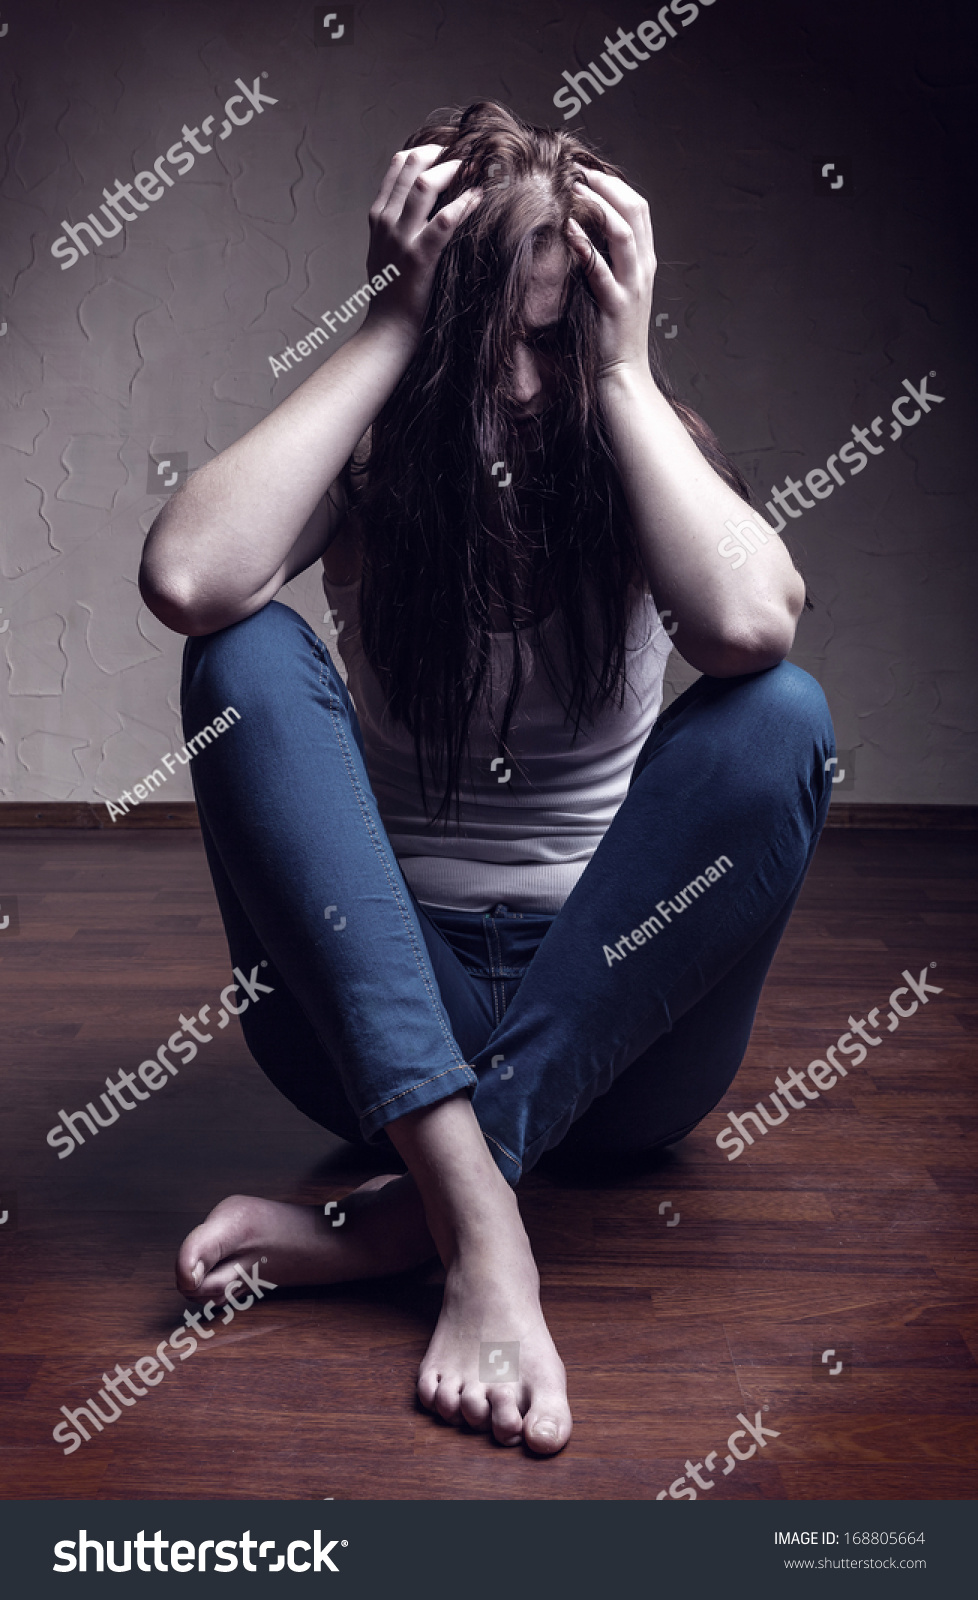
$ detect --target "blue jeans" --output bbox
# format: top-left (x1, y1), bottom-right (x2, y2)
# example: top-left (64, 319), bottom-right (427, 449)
top-left (181, 601), bottom-right (834, 1184)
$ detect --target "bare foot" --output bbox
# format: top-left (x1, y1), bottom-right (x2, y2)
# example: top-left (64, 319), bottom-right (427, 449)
top-left (177, 1100), bottom-right (572, 1457)
top-left (416, 1186), bottom-right (571, 1455)
top-left (175, 1175), bottom-right (435, 1303)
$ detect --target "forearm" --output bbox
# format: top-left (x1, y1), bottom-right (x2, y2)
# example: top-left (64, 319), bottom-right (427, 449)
top-left (600, 365), bottom-right (806, 676)
top-left (139, 315), bottom-right (417, 633)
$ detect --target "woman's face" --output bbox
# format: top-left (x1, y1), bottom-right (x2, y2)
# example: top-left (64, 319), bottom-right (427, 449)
top-left (506, 240), bottom-right (568, 418)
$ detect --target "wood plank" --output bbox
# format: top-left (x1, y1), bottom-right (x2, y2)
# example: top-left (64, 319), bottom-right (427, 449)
top-left (0, 826), bottom-right (975, 1500)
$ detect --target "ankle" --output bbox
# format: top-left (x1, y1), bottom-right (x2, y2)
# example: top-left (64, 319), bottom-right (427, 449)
top-left (434, 1184), bottom-right (525, 1262)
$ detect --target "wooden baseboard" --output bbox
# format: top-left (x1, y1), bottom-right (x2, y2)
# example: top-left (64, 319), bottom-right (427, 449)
top-left (0, 802), bottom-right (201, 828)
top-left (0, 801), bottom-right (976, 830)
top-left (823, 803), bottom-right (978, 829)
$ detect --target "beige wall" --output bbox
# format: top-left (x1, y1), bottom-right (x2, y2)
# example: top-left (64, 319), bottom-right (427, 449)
top-left (1, 0), bottom-right (974, 805)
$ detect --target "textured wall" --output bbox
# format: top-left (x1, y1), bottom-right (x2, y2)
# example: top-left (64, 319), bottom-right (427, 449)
top-left (1, 0), bottom-right (974, 805)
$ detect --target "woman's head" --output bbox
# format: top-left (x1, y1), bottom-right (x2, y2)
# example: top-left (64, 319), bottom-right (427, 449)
top-left (401, 103), bottom-right (619, 416)
top-left (353, 103), bottom-right (749, 823)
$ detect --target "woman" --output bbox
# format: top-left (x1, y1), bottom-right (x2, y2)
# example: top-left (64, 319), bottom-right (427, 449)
top-left (139, 101), bottom-right (833, 1457)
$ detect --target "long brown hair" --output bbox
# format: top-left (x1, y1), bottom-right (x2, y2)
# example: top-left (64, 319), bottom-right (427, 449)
top-left (351, 101), bottom-right (750, 824)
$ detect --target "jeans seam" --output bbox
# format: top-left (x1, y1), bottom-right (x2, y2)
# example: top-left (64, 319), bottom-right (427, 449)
top-left (484, 913), bottom-right (506, 1026)
top-left (482, 1130), bottom-right (522, 1180)
top-left (310, 634), bottom-right (467, 1073)
top-left (363, 1062), bottom-right (478, 1123)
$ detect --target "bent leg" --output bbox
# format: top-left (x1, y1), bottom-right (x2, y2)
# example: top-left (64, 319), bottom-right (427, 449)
top-left (541, 887), bottom-right (800, 1168)
top-left (176, 606), bottom-right (503, 1313)
top-left (468, 661), bottom-right (835, 1178)
top-left (179, 603), bottom-right (572, 1452)
top-left (192, 800), bottom-right (362, 1143)
top-left (180, 600), bottom-right (477, 1140)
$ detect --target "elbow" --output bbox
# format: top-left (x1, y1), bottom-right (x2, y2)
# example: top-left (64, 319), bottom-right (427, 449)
top-left (689, 611), bottom-right (801, 679)
top-left (138, 558), bottom-right (277, 638)
top-left (705, 637), bottom-right (794, 678)
top-left (138, 498), bottom-right (226, 637)
top-left (138, 560), bottom-right (209, 638)
top-left (702, 573), bottom-right (805, 677)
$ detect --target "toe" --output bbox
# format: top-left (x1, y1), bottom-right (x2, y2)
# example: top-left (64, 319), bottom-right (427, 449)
top-left (416, 1366), bottom-right (440, 1411)
top-left (524, 1396), bottom-right (572, 1455)
top-left (175, 1224), bottom-right (227, 1296)
top-left (433, 1376), bottom-right (464, 1423)
top-left (176, 1225), bottom-right (212, 1294)
top-left (488, 1385), bottom-right (523, 1447)
top-left (458, 1384), bottom-right (491, 1431)
top-left (175, 1195), bottom-right (254, 1295)
top-left (194, 1258), bottom-right (255, 1303)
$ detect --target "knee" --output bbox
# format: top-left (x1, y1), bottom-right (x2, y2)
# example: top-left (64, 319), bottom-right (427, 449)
top-left (185, 598), bottom-right (303, 670)
top-left (734, 660), bottom-right (833, 749)
top-left (182, 600), bottom-right (327, 710)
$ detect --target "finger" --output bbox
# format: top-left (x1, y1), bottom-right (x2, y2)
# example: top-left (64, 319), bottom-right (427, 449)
top-left (415, 186), bottom-right (482, 265)
top-left (396, 157), bottom-right (466, 237)
top-left (575, 165), bottom-right (646, 211)
top-left (573, 184), bottom-right (641, 286)
top-left (566, 216), bottom-right (618, 298)
top-left (574, 179), bottom-right (638, 250)
top-left (370, 151), bottom-right (412, 218)
top-left (384, 151), bottom-right (459, 230)
top-left (577, 168), bottom-right (654, 259)
top-left (370, 144), bottom-right (449, 220)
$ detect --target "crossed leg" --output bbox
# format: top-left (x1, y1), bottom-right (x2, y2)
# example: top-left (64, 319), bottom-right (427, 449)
top-left (175, 606), bottom-right (832, 1455)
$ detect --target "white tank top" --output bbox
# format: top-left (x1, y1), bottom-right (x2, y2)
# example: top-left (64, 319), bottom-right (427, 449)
top-left (322, 568), bottom-right (672, 913)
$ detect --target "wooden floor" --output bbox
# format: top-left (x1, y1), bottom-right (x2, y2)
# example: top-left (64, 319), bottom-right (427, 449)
top-left (0, 827), bottom-right (975, 1501)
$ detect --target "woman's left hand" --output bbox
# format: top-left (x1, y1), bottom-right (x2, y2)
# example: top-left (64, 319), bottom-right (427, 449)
top-left (566, 170), bottom-right (656, 380)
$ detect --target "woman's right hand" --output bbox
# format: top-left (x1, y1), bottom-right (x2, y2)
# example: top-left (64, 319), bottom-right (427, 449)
top-left (364, 144), bottom-right (480, 341)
